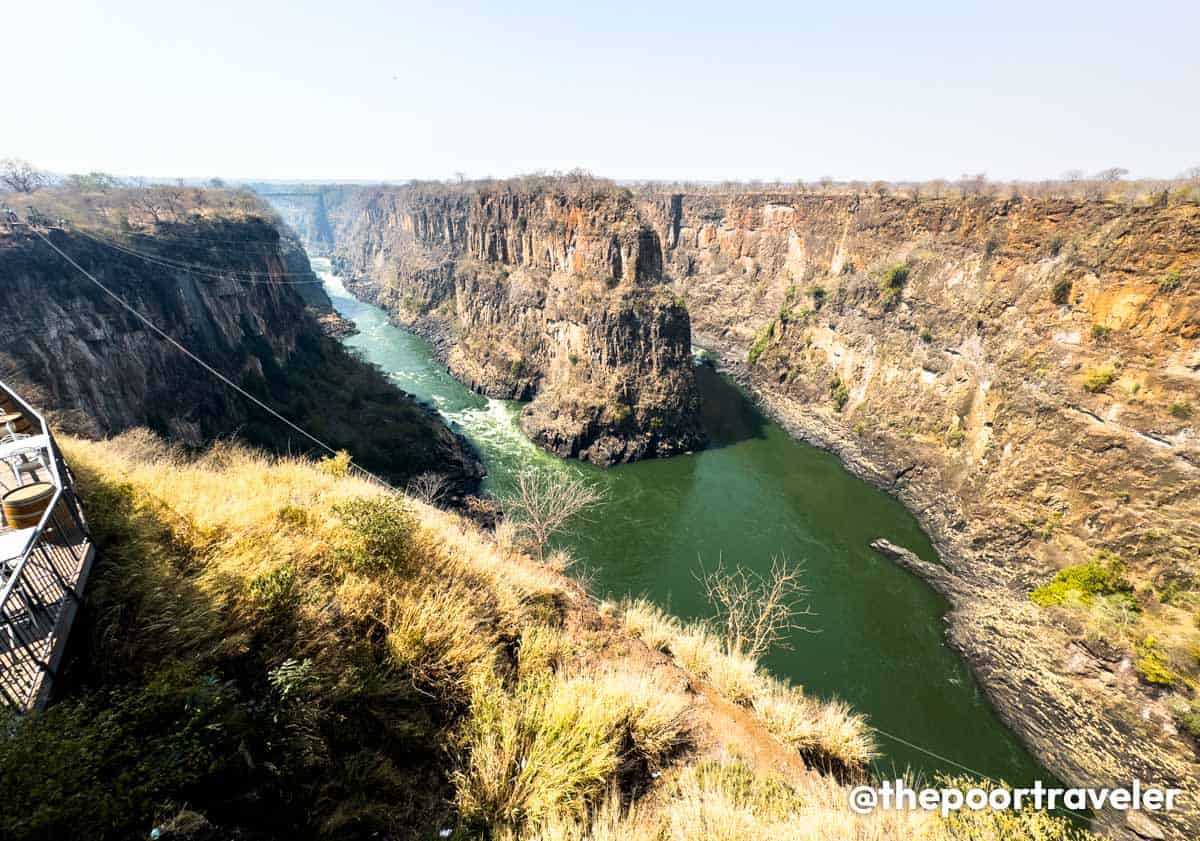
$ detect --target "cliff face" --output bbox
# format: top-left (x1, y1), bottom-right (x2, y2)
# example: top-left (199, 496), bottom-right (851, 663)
top-left (323, 183), bottom-right (706, 465)
top-left (0, 213), bottom-right (480, 492)
top-left (644, 191), bottom-right (1200, 839)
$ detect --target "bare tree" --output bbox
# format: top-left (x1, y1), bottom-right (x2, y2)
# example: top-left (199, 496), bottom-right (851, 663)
top-left (696, 554), bottom-right (814, 659)
top-left (499, 470), bottom-right (605, 560)
top-left (1180, 166), bottom-right (1200, 182)
top-left (1093, 167), bottom-right (1129, 183)
top-left (958, 172), bottom-right (987, 196)
top-left (407, 472), bottom-right (451, 507)
top-left (130, 186), bottom-right (185, 224)
top-left (1, 158), bottom-right (48, 193)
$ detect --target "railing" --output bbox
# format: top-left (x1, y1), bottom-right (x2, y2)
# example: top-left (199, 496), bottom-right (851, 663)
top-left (0, 380), bottom-right (92, 712)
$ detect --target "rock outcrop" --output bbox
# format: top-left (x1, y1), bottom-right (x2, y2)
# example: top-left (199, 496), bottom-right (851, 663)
top-left (0, 211), bottom-right (481, 492)
top-left (311, 180), bottom-right (706, 465)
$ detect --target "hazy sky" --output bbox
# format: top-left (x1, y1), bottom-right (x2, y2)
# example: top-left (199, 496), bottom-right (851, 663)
top-left (8, 1), bottom-right (1198, 182)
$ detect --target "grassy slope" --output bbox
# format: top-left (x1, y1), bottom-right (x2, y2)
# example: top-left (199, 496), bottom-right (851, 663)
top-left (0, 432), bottom-right (1091, 841)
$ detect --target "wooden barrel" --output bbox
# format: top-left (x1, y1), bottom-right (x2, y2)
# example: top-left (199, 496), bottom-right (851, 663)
top-left (0, 411), bottom-right (32, 435)
top-left (3, 482), bottom-right (55, 529)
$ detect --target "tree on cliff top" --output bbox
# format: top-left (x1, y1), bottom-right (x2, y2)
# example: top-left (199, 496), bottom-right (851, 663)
top-left (1, 158), bottom-right (49, 194)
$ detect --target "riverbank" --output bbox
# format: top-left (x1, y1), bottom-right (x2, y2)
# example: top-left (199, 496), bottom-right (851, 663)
top-left (695, 330), bottom-right (1190, 841)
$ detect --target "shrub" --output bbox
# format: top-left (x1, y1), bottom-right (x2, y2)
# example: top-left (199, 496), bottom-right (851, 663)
top-left (1091, 324), bottom-right (1112, 342)
top-left (1051, 278), bottom-right (1073, 305)
top-left (747, 323), bottom-right (774, 365)
top-left (878, 264), bottom-right (909, 309)
top-left (247, 564), bottom-right (300, 626)
top-left (809, 286), bottom-right (826, 309)
top-left (945, 425), bottom-right (966, 448)
top-left (829, 377), bottom-right (850, 412)
top-left (1170, 402), bottom-right (1193, 420)
top-left (334, 496), bottom-right (418, 574)
top-left (1158, 268), bottom-right (1182, 292)
top-left (1135, 638), bottom-right (1178, 687)
top-left (1082, 365), bottom-right (1116, 393)
top-left (510, 358), bottom-right (526, 379)
top-left (1048, 234), bottom-right (1065, 256)
top-left (1176, 703), bottom-right (1200, 739)
top-left (919, 327), bottom-right (933, 343)
top-left (1030, 551), bottom-right (1132, 607)
top-left (317, 449), bottom-right (352, 477)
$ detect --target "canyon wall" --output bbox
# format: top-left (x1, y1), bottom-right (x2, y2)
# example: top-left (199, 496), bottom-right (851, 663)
top-left (0, 212), bottom-right (480, 491)
top-left (318, 182), bottom-right (706, 465)
top-left (643, 191), bottom-right (1200, 840)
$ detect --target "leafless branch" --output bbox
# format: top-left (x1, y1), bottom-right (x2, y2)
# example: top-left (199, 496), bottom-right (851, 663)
top-left (696, 554), bottom-right (816, 659)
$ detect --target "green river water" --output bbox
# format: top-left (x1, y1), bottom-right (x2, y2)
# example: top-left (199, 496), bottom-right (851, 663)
top-left (313, 258), bottom-right (1048, 786)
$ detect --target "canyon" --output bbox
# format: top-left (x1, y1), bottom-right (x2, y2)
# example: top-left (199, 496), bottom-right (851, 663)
top-left (291, 180), bottom-right (708, 465)
top-left (0, 197), bottom-right (481, 492)
top-left (274, 181), bottom-right (1200, 840)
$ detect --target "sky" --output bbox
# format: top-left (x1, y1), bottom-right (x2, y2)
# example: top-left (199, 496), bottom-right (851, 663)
top-left (7, 0), bottom-right (1199, 183)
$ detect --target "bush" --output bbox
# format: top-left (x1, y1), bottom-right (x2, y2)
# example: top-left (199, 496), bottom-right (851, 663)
top-left (1170, 402), bottom-right (1193, 420)
top-left (919, 327), bottom-right (933, 343)
top-left (1158, 268), bottom-right (1182, 292)
top-left (878, 264), bottom-right (909, 309)
top-left (1048, 235), bottom-right (1065, 256)
top-left (334, 497), bottom-right (418, 574)
top-left (0, 663), bottom-right (281, 841)
top-left (747, 323), bottom-right (774, 365)
top-left (248, 564), bottom-right (300, 627)
top-left (1051, 278), bottom-right (1073, 305)
top-left (808, 286), bottom-right (826, 309)
top-left (1082, 365), bottom-right (1116, 393)
top-left (829, 377), bottom-right (850, 412)
top-left (1135, 638), bottom-right (1178, 687)
top-left (1030, 551), bottom-right (1132, 607)
top-left (1091, 324), bottom-right (1112, 342)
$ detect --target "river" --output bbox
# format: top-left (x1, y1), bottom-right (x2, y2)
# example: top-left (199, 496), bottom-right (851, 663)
top-left (313, 257), bottom-right (1047, 786)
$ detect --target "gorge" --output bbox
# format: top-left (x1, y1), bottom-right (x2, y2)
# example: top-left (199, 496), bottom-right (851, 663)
top-left (270, 179), bottom-right (1200, 840)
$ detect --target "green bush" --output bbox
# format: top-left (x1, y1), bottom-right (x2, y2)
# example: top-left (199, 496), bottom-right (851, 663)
top-left (829, 377), bottom-right (850, 412)
top-left (1048, 235), bottom-right (1065, 257)
top-left (248, 564), bottom-right (300, 626)
top-left (1169, 402), bottom-right (1193, 420)
top-left (747, 323), bottom-right (774, 365)
top-left (808, 286), bottom-right (826, 309)
top-left (334, 497), bottom-right (417, 574)
top-left (1030, 551), bottom-right (1132, 607)
top-left (878, 264), bottom-right (910, 309)
top-left (1175, 704), bottom-right (1200, 738)
top-left (1158, 269), bottom-right (1181, 292)
top-left (1091, 324), bottom-right (1112, 342)
top-left (919, 327), bottom-right (933, 343)
top-left (1135, 638), bottom-right (1178, 687)
top-left (0, 663), bottom-right (279, 841)
top-left (1082, 365), bottom-right (1116, 393)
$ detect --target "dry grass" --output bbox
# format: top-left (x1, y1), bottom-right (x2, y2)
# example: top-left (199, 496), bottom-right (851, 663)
top-left (54, 430), bottom-right (1094, 841)
top-left (620, 598), bottom-right (876, 771)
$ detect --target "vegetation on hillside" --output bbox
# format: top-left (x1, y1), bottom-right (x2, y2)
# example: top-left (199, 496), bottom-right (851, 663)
top-left (0, 432), bottom-right (1093, 840)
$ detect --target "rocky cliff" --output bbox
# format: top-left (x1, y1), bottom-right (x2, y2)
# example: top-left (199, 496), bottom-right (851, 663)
top-left (642, 190), bottom-right (1200, 840)
top-left (314, 180), bottom-right (706, 465)
top-left (0, 205), bottom-right (481, 492)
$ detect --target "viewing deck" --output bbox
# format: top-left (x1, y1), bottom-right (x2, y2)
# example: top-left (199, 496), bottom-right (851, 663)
top-left (0, 381), bottom-right (93, 712)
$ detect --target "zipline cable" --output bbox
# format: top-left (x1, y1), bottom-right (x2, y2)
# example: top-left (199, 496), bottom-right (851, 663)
top-left (28, 224), bottom-right (400, 494)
